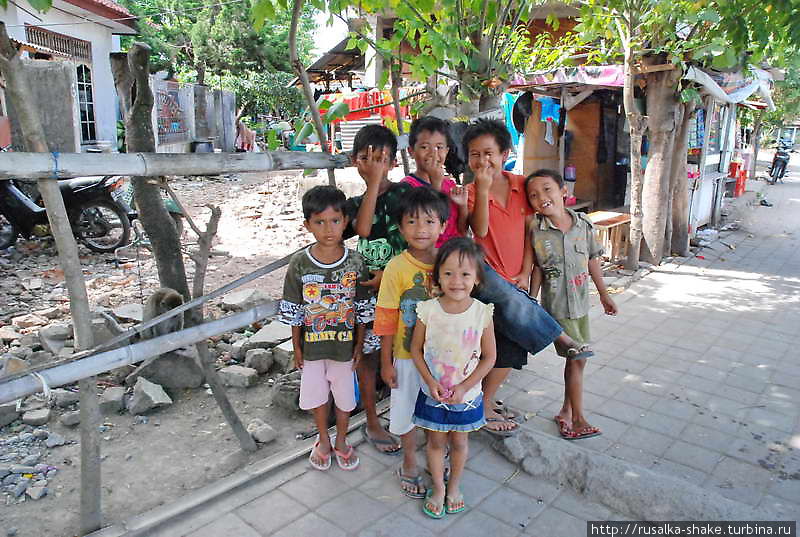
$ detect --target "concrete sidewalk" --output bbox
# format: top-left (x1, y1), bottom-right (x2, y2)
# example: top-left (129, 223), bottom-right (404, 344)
top-left (95, 176), bottom-right (800, 537)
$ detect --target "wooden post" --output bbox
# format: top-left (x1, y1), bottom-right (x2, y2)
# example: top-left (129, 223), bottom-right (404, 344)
top-left (0, 22), bottom-right (101, 534)
top-left (288, 0), bottom-right (336, 186)
top-left (391, 57), bottom-right (410, 176)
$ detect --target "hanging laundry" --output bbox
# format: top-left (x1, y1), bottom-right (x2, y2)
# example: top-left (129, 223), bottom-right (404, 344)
top-left (537, 97), bottom-right (560, 123)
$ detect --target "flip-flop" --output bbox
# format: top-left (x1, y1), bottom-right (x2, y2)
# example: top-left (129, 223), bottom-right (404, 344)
top-left (395, 467), bottom-right (427, 499)
top-left (422, 489), bottom-right (445, 519)
top-left (494, 400), bottom-right (522, 422)
top-left (567, 344), bottom-right (595, 360)
top-left (333, 445), bottom-right (360, 470)
top-left (360, 423), bottom-right (402, 456)
top-left (565, 425), bottom-right (602, 440)
top-left (445, 492), bottom-right (466, 514)
top-left (308, 438), bottom-right (332, 471)
top-left (484, 417), bottom-right (519, 437)
top-left (553, 416), bottom-right (576, 439)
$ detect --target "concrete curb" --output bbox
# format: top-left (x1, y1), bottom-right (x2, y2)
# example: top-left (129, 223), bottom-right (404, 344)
top-left (494, 429), bottom-right (780, 520)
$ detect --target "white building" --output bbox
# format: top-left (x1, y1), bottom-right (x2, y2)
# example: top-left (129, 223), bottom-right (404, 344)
top-left (0, 0), bottom-right (136, 150)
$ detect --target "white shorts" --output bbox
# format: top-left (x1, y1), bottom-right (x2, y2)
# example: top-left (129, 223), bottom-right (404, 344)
top-left (298, 359), bottom-right (356, 412)
top-left (388, 358), bottom-right (422, 436)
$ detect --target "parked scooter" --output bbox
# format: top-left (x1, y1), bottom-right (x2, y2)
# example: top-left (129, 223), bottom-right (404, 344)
top-left (0, 175), bottom-right (132, 252)
top-left (768, 138), bottom-right (794, 185)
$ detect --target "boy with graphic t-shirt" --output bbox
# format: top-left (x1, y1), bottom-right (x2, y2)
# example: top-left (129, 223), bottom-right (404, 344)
top-left (374, 187), bottom-right (448, 499)
top-left (281, 186), bottom-right (372, 472)
top-left (343, 124), bottom-right (413, 456)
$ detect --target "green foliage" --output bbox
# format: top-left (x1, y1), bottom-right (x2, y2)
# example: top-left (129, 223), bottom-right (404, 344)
top-left (763, 65), bottom-right (800, 128)
top-left (208, 71), bottom-right (305, 118)
top-left (117, 0), bottom-right (316, 80)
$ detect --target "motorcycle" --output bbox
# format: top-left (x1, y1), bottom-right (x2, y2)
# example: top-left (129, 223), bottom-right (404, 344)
top-left (768, 138), bottom-right (793, 185)
top-left (0, 174), bottom-right (132, 253)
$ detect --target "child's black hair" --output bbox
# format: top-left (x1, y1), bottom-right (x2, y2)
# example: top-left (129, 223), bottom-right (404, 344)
top-left (432, 237), bottom-right (485, 292)
top-left (301, 185), bottom-right (346, 220)
top-left (408, 116), bottom-right (464, 180)
top-left (462, 118), bottom-right (512, 156)
top-left (351, 124), bottom-right (398, 160)
top-left (525, 169), bottom-right (565, 191)
top-left (397, 186), bottom-right (450, 225)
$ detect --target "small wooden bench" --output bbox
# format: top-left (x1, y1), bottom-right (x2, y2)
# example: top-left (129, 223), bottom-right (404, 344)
top-left (587, 211), bottom-right (631, 262)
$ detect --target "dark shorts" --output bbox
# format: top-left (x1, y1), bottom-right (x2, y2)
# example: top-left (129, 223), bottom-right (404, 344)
top-left (494, 328), bottom-right (528, 370)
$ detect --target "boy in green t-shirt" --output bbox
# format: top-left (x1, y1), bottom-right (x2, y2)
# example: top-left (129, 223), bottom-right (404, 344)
top-left (343, 125), bottom-right (413, 456)
top-left (281, 185), bottom-right (371, 471)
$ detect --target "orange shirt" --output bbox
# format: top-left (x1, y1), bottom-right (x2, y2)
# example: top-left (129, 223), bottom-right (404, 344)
top-left (467, 171), bottom-right (532, 282)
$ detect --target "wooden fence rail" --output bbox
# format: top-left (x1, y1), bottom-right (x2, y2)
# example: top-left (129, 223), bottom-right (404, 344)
top-left (0, 150), bottom-right (350, 180)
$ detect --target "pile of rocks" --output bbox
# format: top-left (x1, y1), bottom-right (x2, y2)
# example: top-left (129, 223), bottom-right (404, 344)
top-left (0, 425), bottom-right (66, 503)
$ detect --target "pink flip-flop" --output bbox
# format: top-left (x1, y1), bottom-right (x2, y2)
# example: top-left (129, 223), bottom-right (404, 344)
top-left (333, 445), bottom-right (360, 471)
top-left (309, 439), bottom-right (332, 471)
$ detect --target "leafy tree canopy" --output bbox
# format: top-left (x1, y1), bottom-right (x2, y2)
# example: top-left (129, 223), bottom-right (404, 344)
top-left (202, 70), bottom-right (306, 119)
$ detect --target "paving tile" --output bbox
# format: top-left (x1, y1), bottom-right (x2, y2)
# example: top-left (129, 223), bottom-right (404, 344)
top-left (271, 512), bottom-right (347, 537)
top-left (327, 446), bottom-right (390, 488)
top-left (680, 424), bottom-right (736, 453)
top-left (234, 490), bottom-right (308, 535)
top-left (442, 507), bottom-right (522, 537)
top-left (465, 447), bottom-right (519, 482)
top-left (475, 484), bottom-right (553, 529)
top-left (504, 472), bottom-right (564, 502)
top-left (524, 506), bottom-right (588, 536)
top-left (677, 373), bottom-right (721, 395)
top-left (635, 411), bottom-right (686, 438)
top-left (617, 424), bottom-right (675, 455)
top-left (663, 440), bottom-right (725, 472)
top-left (747, 407), bottom-right (798, 433)
top-left (549, 489), bottom-right (613, 520)
top-left (278, 467), bottom-right (350, 509)
top-left (316, 488), bottom-right (392, 533)
top-left (455, 468), bottom-right (502, 504)
top-left (596, 399), bottom-right (647, 425)
top-left (356, 511), bottom-right (437, 537)
top-left (687, 410), bottom-right (743, 436)
top-left (606, 444), bottom-right (660, 467)
top-left (706, 456), bottom-right (772, 506)
top-left (611, 387), bottom-right (660, 410)
top-left (184, 513), bottom-right (260, 537)
top-left (759, 494), bottom-right (800, 521)
top-left (586, 414), bottom-right (630, 442)
top-left (648, 459), bottom-right (709, 487)
top-left (723, 372), bottom-right (767, 394)
top-left (706, 395), bottom-right (748, 418)
top-left (395, 491), bottom-right (461, 532)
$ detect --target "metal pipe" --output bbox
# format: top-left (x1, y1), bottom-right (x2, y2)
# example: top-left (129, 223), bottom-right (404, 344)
top-left (0, 151), bottom-right (350, 181)
top-left (0, 302), bottom-right (277, 404)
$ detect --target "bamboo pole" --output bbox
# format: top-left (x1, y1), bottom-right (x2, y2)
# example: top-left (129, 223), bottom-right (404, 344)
top-left (0, 302), bottom-right (278, 404)
top-left (0, 22), bottom-right (101, 534)
top-left (0, 151), bottom-right (350, 181)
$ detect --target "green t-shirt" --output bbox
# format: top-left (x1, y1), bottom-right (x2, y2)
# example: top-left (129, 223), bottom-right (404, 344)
top-left (344, 182), bottom-right (412, 272)
top-left (280, 247), bottom-right (372, 362)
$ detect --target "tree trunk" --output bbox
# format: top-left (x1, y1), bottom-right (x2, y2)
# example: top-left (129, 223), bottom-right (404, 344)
top-left (640, 66), bottom-right (679, 265)
top-left (0, 22), bottom-right (101, 534)
top-left (289, 0), bottom-right (335, 186)
top-left (111, 44), bottom-right (193, 318)
top-left (622, 43), bottom-right (646, 271)
top-left (669, 101), bottom-right (693, 257)
top-left (750, 110), bottom-right (764, 180)
top-left (390, 58), bottom-right (410, 176)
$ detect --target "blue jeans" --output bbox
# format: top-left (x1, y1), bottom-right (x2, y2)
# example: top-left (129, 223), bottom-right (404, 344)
top-left (475, 262), bottom-right (562, 356)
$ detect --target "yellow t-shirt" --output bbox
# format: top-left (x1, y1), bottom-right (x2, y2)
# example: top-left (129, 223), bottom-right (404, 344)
top-left (373, 251), bottom-right (434, 360)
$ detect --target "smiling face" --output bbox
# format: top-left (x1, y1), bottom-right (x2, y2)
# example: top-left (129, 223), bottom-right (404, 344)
top-left (409, 129), bottom-right (449, 177)
top-left (437, 251), bottom-right (479, 303)
top-left (526, 174), bottom-right (568, 217)
top-left (467, 134), bottom-right (509, 179)
top-left (303, 206), bottom-right (347, 248)
top-left (399, 209), bottom-right (445, 254)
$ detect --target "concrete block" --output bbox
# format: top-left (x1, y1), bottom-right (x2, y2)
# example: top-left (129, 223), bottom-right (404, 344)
top-left (128, 378), bottom-right (173, 415)
top-left (0, 402), bottom-right (20, 427)
top-left (271, 340), bottom-right (295, 373)
top-left (244, 349), bottom-right (273, 374)
top-left (218, 365), bottom-right (258, 388)
top-left (221, 289), bottom-right (270, 312)
top-left (134, 347), bottom-right (204, 389)
top-left (22, 408), bottom-right (51, 426)
top-left (52, 388), bottom-right (79, 408)
top-left (99, 386), bottom-right (125, 414)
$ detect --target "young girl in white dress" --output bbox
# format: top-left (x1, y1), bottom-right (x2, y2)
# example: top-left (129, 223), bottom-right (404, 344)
top-left (409, 237), bottom-right (497, 519)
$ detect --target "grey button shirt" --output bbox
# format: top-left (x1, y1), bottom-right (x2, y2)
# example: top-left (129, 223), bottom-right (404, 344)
top-left (531, 209), bottom-right (603, 320)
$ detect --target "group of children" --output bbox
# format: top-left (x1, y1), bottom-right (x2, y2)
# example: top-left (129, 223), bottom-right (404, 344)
top-left (280, 117), bottom-right (618, 518)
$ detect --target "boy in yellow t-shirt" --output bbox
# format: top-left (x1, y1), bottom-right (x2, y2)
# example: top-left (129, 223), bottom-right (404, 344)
top-left (374, 187), bottom-right (448, 499)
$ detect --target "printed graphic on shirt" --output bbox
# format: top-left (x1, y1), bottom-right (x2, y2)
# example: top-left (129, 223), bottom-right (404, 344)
top-left (301, 270), bottom-right (358, 342)
top-left (398, 271), bottom-right (430, 352)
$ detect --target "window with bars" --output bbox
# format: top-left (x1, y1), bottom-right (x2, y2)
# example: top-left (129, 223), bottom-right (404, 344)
top-left (77, 65), bottom-right (97, 143)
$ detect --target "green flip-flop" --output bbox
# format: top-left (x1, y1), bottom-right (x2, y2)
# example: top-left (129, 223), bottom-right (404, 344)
top-left (445, 492), bottom-right (466, 514)
top-left (422, 489), bottom-right (445, 519)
